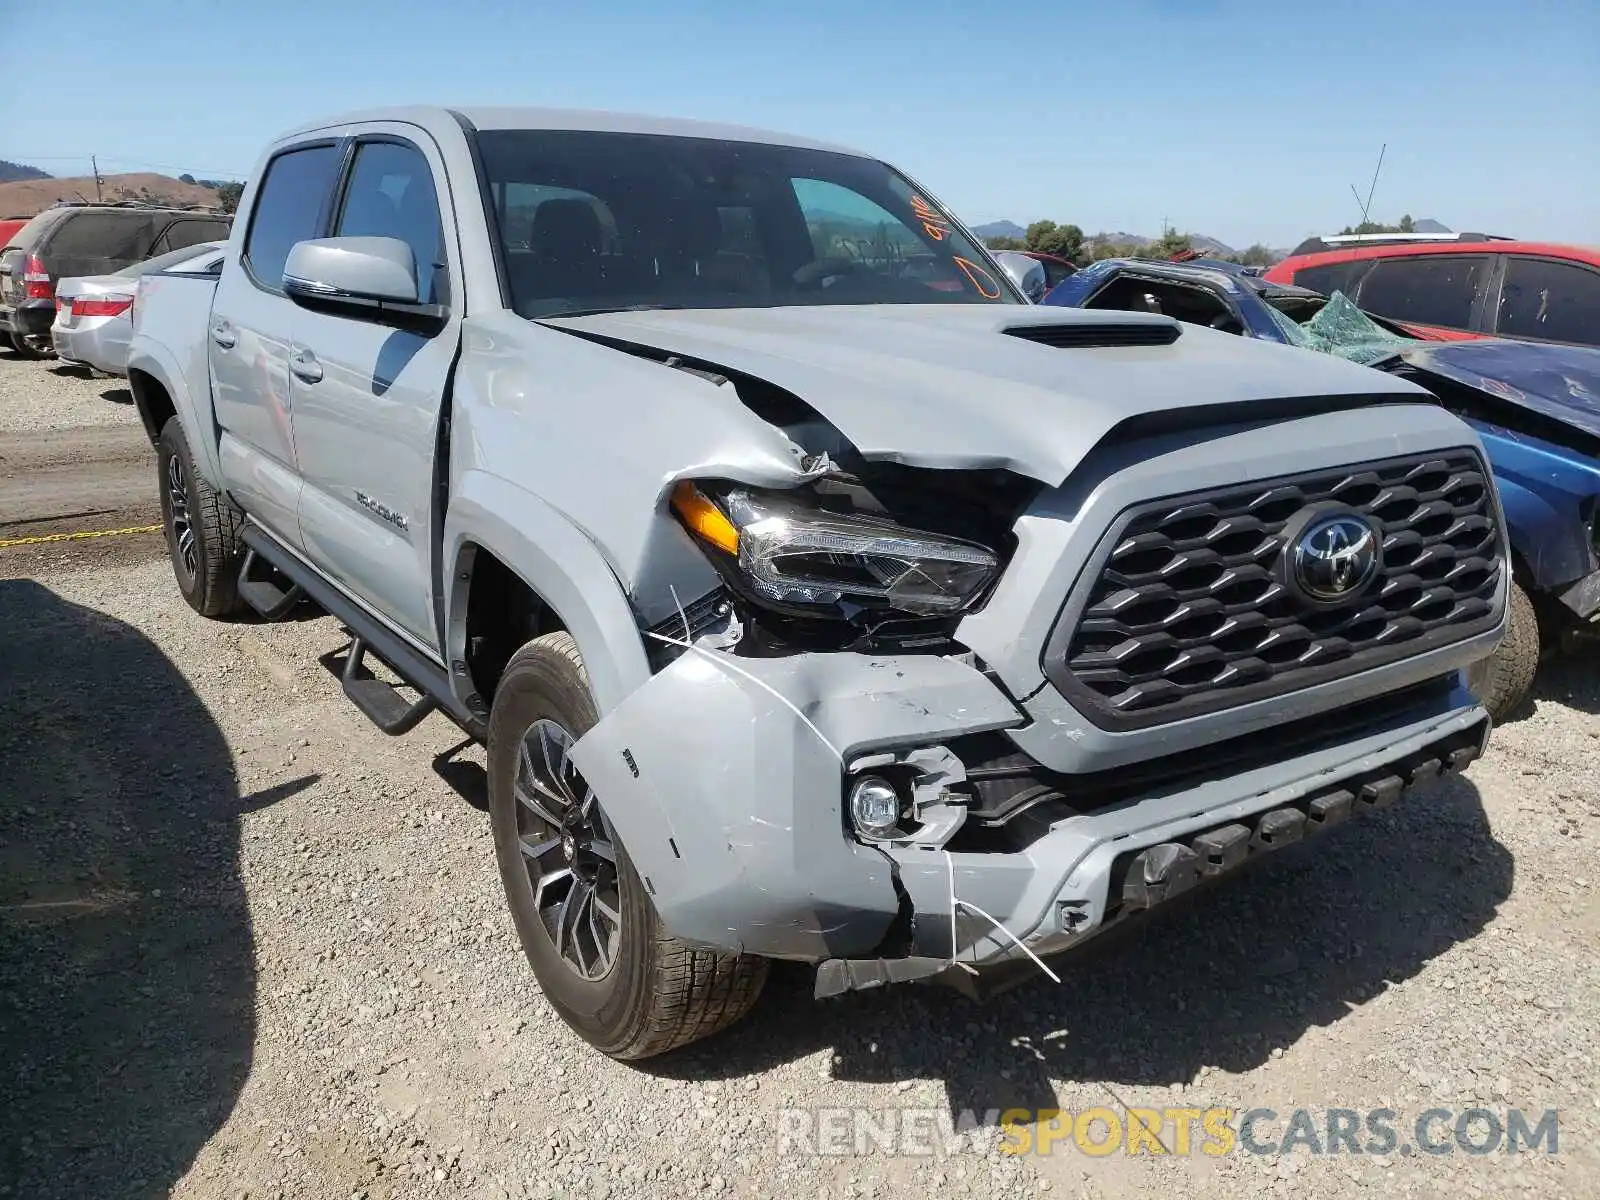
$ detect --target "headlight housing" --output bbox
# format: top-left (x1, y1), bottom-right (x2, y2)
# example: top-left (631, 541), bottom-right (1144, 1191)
top-left (672, 482), bottom-right (1000, 619)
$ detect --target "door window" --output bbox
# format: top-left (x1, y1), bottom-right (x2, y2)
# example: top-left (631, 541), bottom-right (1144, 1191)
top-left (1293, 261), bottom-right (1366, 299)
top-left (334, 141), bottom-right (445, 304)
top-left (1355, 256), bottom-right (1487, 329)
top-left (243, 144), bottom-right (342, 291)
top-left (1495, 257), bottom-right (1600, 345)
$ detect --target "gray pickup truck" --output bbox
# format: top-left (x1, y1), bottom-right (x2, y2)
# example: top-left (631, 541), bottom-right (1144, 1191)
top-left (126, 106), bottom-right (1507, 1060)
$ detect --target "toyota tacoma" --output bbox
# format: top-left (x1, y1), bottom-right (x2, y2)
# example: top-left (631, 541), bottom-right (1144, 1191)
top-left (125, 106), bottom-right (1507, 1059)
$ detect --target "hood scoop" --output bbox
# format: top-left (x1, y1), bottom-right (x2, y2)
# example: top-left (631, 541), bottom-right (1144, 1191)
top-left (1002, 320), bottom-right (1181, 349)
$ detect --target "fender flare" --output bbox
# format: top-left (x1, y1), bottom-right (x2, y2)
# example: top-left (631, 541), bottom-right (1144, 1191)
top-left (126, 342), bottom-right (225, 490)
top-left (1494, 473), bottom-right (1594, 590)
top-left (444, 470), bottom-right (652, 717)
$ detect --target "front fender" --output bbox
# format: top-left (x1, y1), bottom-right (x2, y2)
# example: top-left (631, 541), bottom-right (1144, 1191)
top-left (1474, 422), bottom-right (1600, 589)
top-left (127, 339), bottom-right (224, 490)
top-left (444, 469), bottom-right (652, 717)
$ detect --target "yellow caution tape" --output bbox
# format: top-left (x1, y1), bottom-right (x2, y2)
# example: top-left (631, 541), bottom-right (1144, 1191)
top-left (0, 523), bottom-right (162, 549)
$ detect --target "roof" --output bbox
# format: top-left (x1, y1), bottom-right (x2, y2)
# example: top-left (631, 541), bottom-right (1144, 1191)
top-left (275, 104), bottom-right (871, 158)
top-left (1276, 239), bottom-right (1600, 270)
top-left (1081, 256), bottom-right (1322, 300)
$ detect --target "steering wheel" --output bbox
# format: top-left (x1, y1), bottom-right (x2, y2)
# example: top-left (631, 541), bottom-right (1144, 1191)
top-left (792, 258), bottom-right (865, 288)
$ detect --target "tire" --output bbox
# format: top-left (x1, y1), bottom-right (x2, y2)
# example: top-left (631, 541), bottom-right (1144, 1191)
top-left (1466, 580), bottom-right (1541, 722)
top-left (10, 330), bottom-right (43, 358)
top-left (157, 416), bottom-right (246, 618)
top-left (488, 631), bottom-right (767, 1060)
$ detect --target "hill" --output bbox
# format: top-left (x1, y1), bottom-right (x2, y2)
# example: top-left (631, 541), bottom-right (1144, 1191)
top-left (0, 172), bottom-right (224, 217)
top-left (0, 160), bottom-right (51, 185)
top-left (971, 219), bottom-right (1026, 241)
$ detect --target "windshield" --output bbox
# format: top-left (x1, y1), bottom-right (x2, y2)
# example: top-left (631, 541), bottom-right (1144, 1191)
top-left (474, 129), bottom-right (1019, 318)
top-left (1263, 290), bottom-right (1416, 365)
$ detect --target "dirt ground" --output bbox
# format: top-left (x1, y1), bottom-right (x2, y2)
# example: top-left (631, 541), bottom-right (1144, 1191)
top-left (1, 348), bottom-right (1597, 1200)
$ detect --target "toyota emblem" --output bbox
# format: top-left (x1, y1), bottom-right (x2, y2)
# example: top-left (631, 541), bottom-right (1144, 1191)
top-left (1288, 512), bottom-right (1380, 604)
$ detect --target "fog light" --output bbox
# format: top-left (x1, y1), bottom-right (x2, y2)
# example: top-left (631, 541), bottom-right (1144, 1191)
top-left (849, 775), bottom-right (901, 838)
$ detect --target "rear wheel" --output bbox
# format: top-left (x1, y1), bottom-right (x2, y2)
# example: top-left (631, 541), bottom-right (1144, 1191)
top-left (157, 417), bottom-right (246, 619)
top-left (1466, 580), bottom-right (1541, 722)
top-left (9, 330), bottom-right (44, 358)
top-left (488, 632), bottom-right (767, 1059)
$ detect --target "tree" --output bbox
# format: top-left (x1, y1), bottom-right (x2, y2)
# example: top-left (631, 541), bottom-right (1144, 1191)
top-left (1338, 214), bottom-right (1417, 236)
top-left (214, 181), bottom-right (245, 214)
top-left (1142, 226), bottom-right (1194, 260)
top-left (1024, 220), bottom-right (1085, 263)
top-left (178, 173), bottom-right (196, 185)
top-left (985, 236), bottom-right (1025, 251)
top-left (1229, 243), bottom-right (1277, 267)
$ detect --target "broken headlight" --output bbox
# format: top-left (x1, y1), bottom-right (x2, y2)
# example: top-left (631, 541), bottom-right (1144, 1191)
top-left (671, 483), bottom-right (1000, 619)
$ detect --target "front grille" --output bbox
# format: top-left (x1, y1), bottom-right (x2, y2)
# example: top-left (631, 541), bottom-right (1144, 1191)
top-left (1047, 451), bottom-right (1502, 729)
top-left (1003, 321), bottom-right (1180, 349)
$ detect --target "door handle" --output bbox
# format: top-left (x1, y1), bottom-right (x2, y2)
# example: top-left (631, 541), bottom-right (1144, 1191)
top-left (211, 320), bottom-right (237, 350)
top-left (289, 347), bottom-right (323, 384)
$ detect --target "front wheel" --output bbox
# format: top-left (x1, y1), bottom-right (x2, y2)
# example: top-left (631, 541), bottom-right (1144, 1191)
top-left (1466, 580), bottom-right (1542, 722)
top-left (157, 417), bottom-right (246, 619)
top-left (488, 631), bottom-right (767, 1059)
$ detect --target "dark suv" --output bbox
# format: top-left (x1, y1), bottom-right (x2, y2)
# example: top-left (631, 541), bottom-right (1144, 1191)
top-left (0, 203), bottom-right (232, 356)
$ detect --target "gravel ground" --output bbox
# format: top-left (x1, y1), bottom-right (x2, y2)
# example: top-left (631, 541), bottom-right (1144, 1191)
top-left (2, 353), bottom-right (1597, 1199)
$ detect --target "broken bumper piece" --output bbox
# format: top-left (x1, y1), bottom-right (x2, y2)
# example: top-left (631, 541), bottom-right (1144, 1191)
top-left (568, 646), bottom-right (1490, 994)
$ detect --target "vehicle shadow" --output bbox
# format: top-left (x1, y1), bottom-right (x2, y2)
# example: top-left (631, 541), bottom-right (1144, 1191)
top-left (101, 384), bottom-right (135, 405)
top-left (1530, 640), bottom-right (1600, 717)
top-left (645, 773), bottom-right (1512, 1122)
top-left (0, 578), bottom-right (312, 1199)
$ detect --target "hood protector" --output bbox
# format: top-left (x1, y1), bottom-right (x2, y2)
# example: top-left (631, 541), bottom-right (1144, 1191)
top-left (543, 304), bottom-right (1425, 485)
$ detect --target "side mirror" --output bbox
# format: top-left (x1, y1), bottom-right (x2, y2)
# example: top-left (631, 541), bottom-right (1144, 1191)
top-left (283, 236), bottom-right (443, 330)
top-left (992, 251), bottom-right (1047, 303)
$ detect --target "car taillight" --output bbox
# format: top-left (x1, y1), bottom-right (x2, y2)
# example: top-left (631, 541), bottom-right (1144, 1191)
top-left (70, 296), bottom-right (134, 318)
top-left (22, 253), bottom-right (53, 300)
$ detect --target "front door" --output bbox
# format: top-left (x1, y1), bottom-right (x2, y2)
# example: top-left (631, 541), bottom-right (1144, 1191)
top-left (288, 131), bottom-right (461, 653)
top-left (210, 142), bottom-right (344, 547)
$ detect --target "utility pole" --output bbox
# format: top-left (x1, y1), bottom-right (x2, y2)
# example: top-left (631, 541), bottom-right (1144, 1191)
top-left (91, 155), bottom-right (103, 202)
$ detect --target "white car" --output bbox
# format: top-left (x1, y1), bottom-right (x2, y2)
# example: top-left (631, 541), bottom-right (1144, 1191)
top-left (52, 241), bottom-right (227, 376)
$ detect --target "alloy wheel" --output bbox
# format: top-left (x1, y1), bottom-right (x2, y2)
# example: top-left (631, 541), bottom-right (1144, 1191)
top-left (513, 718), bottom-right (622, 981)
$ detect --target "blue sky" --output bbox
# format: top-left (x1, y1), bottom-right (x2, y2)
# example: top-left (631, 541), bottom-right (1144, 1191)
top-left (3, 0), bottom-right (1596, 249)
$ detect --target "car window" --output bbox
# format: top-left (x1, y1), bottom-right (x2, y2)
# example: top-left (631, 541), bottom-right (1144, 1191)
top-left (1041, 260), bottom-right (1075, 289)
top-left (1293, 262), bottom-right (1366, 297)
top-left (162, 218), bottom-right (231, 254)
top-left (244, 144), bottom-right (343, 291)
top-left (1355, 256), bottom-right (1487, 329)
top-left (475, 128), bottom-right (1017, 318)
top-left (1495, 257), bottom-right (1600, 346)
top-left (334, 140), bottom-right (445, 304)
top-left (113, 242), bottom-right (225, 278)
top-left (45, 211), bottom-right (162, 272)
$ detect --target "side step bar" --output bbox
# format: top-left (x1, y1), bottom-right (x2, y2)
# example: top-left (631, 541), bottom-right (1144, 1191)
top-left (241, 525), bottom-right (485, 740)
top-left (340, 636), bottom-right (436, 735)
top-left (237, 547), bottom-right (305, 620)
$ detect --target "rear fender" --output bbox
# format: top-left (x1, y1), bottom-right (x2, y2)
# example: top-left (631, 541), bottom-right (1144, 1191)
top-left (127, 339), bottom-right (224, 488)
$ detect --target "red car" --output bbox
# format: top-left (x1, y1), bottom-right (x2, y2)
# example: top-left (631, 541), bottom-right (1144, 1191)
top-left (1265, 235), bottom-right (1600, 348)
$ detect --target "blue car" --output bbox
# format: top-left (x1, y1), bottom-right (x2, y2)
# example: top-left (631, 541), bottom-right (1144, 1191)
top-left (1044, 257), bottom-right (1600, 719)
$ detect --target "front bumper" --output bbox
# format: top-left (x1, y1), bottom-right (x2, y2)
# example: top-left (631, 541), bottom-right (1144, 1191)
top-left (568, 647), bottom-right (1489, 987)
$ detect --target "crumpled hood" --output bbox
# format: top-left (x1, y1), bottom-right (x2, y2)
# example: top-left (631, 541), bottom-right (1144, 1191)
top-left (1397, 339), bottom-right (1600, 444)
top-left (544, 304), bottom-right (1428, 484)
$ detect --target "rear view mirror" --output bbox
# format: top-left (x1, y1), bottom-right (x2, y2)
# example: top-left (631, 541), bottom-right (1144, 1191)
top-left (283, 236), bottom-right (444, 330)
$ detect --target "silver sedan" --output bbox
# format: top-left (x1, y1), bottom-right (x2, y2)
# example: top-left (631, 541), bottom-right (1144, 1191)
top-left (52, 241), bottom-right (226, 375)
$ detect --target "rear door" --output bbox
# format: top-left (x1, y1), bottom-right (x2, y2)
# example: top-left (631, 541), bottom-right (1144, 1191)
top-left (1490, 256), bottom-right (1600, 348)
top-left (209, 141), bottom-right (343, 549)
top-left (288, 129), bottom-right (460, 652)
top-left (1351, 254), bottom-right (1493, 339)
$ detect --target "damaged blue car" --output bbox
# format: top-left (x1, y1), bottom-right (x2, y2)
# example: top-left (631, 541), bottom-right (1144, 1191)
top-left (1042, 258), bottom-right (1600, 719)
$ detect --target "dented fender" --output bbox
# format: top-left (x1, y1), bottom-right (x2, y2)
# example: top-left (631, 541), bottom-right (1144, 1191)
top-left (566, 648), bottom-right (1023, 959)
